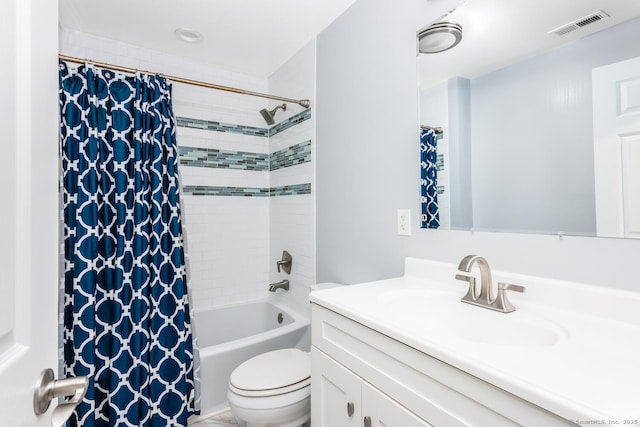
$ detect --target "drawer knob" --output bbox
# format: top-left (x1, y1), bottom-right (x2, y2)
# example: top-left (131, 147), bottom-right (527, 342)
top-left (364, 415), bottom-right (372, 427)
top-left (347, 401), bottom-right (354, 417)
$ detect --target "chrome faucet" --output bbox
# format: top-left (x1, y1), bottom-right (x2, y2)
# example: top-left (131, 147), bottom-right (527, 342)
top-left (269, 279), bottom-right (290, 292)
top-left (455, 255), bottom-right (525, 313)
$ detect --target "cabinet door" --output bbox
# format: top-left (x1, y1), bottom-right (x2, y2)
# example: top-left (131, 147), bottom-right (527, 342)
top-left (362, 382), bottom-right (433, 427)
top-left (312, 347), bottom-right (362, 427)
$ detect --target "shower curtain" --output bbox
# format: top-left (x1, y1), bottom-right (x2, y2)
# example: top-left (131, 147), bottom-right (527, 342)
top-left (59, 61), bottom-right (199, 426)
top-left (420, 128), bottom-right (440, 229)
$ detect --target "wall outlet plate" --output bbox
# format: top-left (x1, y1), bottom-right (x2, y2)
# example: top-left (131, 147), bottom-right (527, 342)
top-left (397, 209), bottom-right (411, 236)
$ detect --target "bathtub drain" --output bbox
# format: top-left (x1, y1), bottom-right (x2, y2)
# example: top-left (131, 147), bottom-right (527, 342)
top-left (277, 313), bottom-right (284, 324)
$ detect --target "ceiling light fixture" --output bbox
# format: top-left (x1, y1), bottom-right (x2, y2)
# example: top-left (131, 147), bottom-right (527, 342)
top-left (418, 21), bottom-right (463, 54)
top-left (174, 28), bottom-right (204, 43)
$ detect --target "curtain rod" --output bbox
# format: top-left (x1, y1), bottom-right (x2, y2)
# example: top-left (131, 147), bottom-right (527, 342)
top-left (59, 54), bottom-right (311, 108)
top-left (421, 125), bottom-right (443, 133)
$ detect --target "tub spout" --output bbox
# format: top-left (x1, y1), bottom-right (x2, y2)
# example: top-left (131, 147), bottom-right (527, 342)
top-left (269, 280), bottom-right (290, 292)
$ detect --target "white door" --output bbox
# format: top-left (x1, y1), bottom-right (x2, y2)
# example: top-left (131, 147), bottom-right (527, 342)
top-left (311, 347), bottom-right (361, 427)
top-left (362, 382), bottom-right (432, 427)
top-left (0, 0), bottom-right (61, 425)
top-left (593, 56), bottom-right (640, 239)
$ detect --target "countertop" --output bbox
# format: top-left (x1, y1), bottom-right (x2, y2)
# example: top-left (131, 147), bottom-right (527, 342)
top-left (310, 258), bottom-right (640, 423)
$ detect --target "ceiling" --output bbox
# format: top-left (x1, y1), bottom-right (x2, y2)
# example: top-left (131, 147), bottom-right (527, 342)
top-left (418, 0), bottom-right (640, 88)
top-left (59, 0), bottom-right (357, 78)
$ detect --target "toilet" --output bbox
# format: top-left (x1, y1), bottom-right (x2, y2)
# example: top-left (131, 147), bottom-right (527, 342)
top-left (227, 348), bottom-right (311, 427)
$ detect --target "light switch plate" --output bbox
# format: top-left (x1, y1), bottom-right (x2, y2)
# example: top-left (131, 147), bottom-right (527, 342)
top-left (397, 209), bottom-right (411, 236)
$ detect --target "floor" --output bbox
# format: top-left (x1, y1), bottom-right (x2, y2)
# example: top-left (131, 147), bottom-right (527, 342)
top-left (189, 408), bottom-right (311, 427)
top-left (190, 409), bottom-right (239, 427)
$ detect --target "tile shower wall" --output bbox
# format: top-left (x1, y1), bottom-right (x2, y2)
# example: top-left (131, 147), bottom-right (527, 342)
top-left (60, 29), bottom-right (277, 311)
top-left (268, 41), bottom-right (317, 320)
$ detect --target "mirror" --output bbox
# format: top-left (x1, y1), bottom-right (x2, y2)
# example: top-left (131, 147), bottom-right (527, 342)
top-left (418, 0), bottom-right (640, 238)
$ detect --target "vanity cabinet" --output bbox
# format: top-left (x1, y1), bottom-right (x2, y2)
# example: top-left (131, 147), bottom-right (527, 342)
top-left (310, 303), bottom-right (576, 427)
top-left (312, 347), bottom-right (431, 427)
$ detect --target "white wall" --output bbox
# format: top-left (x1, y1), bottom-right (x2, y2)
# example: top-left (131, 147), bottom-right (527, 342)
top-left (268, 41), bottom-right (317, 319)
top-left (316, 0), bottom-right (640, 292)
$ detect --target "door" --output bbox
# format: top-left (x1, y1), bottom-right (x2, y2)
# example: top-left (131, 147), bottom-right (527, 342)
top-left (311, 347), bottom-right (432, 427)
top-left (0, 0), bottom-right (61, 425)
top-left (362, 382), bottom-right (432, 427)
top-left (311, 347), bottom-right (361, 427)
top-left (593, 56), bottom-right (640, 239)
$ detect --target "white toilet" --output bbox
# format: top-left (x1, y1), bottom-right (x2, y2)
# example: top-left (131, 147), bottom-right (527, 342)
top-left (227, 348), bottom-right (311, 427)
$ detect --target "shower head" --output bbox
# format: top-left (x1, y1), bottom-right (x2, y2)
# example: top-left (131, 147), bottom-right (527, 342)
top-left (259, 104), bottom-right (287, 125)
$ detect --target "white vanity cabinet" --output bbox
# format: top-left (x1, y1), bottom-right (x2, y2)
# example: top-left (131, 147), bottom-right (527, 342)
top-left (310, 303), bottom-right (576, 427)
top-left (312, 347), bottom-right (431, 427)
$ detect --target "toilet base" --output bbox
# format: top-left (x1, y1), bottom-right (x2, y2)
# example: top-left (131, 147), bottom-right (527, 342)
top-left (228, 393), bottom-right (310, 427)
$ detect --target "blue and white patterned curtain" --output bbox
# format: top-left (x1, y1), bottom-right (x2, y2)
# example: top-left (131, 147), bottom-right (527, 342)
top-left (59, 61), bottom-right (199, 426)
top-left (420, 128), bottom-right (440, 229)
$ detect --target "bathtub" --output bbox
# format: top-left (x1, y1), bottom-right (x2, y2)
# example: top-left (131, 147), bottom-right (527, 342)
top-left (193, 300), bottom-right (310, 418)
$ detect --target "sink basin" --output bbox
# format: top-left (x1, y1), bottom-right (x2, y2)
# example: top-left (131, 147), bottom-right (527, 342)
top-left (379, 289), bottom-right (567, 348)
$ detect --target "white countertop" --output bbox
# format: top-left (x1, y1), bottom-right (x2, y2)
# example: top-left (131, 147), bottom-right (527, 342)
top-left (310, 258), bottom-right (640, 423)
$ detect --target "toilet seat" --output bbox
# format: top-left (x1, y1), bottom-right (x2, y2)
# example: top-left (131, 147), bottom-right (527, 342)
top-left (229, 377), bottom-right (311, 397)
top-left (229, 348), bottom-right (310, 398)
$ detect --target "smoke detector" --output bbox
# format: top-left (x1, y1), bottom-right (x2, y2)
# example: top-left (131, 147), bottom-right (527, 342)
top-left (548, 10), bottom-right (610, 36)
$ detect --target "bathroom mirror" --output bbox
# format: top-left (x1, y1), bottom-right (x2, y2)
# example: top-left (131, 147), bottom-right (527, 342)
top-left (418, 0), bottom-right (640, 238)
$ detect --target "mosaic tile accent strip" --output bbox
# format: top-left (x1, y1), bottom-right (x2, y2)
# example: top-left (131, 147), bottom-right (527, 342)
top-left (436, 154), bottom-right (444, 172)
top-left (268, 109), bottom-right (311, 137)
top-left (270, 140), bottom-right (311, 171)
top-left (176, 117), bottom-right (269, 137)
top-left (437, 185), bottom-right (445, 195)
top-left (180, 146), bottom-right (269, 171)
top-left (270, 183), bottom-right (311, 196)
top-left (182, 185), bottom-right (269, 197)
top-left (176, 109), bottom-right (310, 138)
top-left (181, 183), bottom-right (311, 197)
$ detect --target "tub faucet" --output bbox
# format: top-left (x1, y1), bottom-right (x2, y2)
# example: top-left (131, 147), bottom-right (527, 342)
top-left (269, 279), bottom-right (290, 292)
top-left (455, 255), bottom-right (525, 313)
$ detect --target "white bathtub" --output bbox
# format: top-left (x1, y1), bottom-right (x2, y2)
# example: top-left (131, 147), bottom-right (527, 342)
top-left (193, 300), bottom-right (310, 418)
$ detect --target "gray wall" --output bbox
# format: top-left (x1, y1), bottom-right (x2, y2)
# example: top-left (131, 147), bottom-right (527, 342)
top-left (316, 0), bottom-right (640, 291)
top-left (448, 77), bottom-right (472, 229)
top-left (316, 0), bottom-right (452, 284)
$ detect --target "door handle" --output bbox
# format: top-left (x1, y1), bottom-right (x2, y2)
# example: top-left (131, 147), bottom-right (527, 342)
top-left (33, 368), bottom-right (89, 427)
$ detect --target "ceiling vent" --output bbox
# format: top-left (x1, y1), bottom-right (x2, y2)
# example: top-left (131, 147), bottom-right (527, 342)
top-left (548, 10), bottom-right (610, 36)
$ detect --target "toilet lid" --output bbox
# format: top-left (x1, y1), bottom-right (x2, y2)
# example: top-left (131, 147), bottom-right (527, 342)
top-left (229, 348), bottom-right (310, 394)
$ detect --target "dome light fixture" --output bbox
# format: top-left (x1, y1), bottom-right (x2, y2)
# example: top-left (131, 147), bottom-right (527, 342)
top-left (418, 21), bottom-right (463, 54)
top-left (174, 28), bottom-right (204, 44)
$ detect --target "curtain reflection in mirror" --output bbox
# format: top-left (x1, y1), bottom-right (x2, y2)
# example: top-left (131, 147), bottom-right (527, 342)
top-left (420, 127), bottom-right (441, 229)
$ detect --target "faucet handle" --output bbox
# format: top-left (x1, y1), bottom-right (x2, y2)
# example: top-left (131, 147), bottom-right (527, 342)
top-left (276, 250), bottom-right (293, 274)
top-left (493, 282), bottom-right (525, 313)
top-left (455, 273), bottom-right (475, 284)
top-left (498, 283), bottom-right (525, 293)
top-left (455, 274), bottom-right (477, 302)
